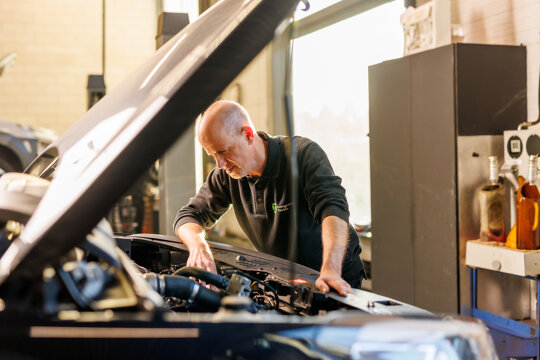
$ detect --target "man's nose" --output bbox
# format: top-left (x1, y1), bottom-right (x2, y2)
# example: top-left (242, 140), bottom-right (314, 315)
top-left (215, 155), bottom-right (226, 168)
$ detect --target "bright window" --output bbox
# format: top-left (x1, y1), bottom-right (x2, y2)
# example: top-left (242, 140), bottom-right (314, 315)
top-left (162, 0), bottom-right (199, 22)
top-left (294, 0), bottom-right (342, 20)
top-left (292, 0), bottom-right (404, 225)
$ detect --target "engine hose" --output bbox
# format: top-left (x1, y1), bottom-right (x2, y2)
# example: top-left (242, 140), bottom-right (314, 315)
top-left (172, 266), bottom-right (229, 289)
top-left (144, 273), bottom-right (221, 311)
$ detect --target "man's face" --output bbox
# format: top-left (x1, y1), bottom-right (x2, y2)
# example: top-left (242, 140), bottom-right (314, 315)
top-left (200, 130), bottom-right (252, 179)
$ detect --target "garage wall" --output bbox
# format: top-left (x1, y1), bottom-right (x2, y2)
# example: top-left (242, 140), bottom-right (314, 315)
top-left (416, 0), bottom-right (540, 121)
top-left (0, 0), bottom-right (157, 135)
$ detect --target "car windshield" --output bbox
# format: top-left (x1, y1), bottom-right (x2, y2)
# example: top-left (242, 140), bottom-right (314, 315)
top-left (25, 147), bottom-right (59, 181)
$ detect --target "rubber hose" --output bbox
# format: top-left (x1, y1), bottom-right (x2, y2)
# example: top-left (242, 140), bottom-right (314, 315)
top-left (172, 266), bottom-right (229, 289)
top-left (162, 275), bottom-right (221, 311)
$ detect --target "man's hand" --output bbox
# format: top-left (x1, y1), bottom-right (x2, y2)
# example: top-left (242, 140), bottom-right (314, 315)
top-left (186, 244), bottom-right (217, 274)
top-left (316, 266), bottom-right (353, 296)
top-left (177, 222), bottom-right (217, 274)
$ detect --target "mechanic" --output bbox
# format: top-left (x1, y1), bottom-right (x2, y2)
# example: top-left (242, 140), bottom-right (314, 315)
top-left (173, 101), bottom-right (364, 296)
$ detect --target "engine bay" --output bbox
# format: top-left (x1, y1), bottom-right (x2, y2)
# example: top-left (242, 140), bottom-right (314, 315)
top-left (0, 173), bottom-right (430, 320)
top-left (0, 217), bottom-right (432, 319)
top-left (116, 234), bottom-right (349, 316)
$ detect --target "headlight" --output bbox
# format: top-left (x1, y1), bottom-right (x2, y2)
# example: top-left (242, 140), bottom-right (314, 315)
top-left (313, 320), bottom-right (497, 360)
top-left (274, 319), bottom-right (497, 360)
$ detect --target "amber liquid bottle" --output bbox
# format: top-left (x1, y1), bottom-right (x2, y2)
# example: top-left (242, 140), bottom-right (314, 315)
top-left (479, 156), bottom-right (506, 242)
top-left (516, 155), bottom-right (540, 250)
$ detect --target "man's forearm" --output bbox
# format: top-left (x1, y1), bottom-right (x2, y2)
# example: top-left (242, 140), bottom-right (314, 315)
top-left (316, 215), bottom-right (352, 295)
top-left (176, 222), bottom-right (208, 250)
top-left (320, 215), bottom-right (349, 273)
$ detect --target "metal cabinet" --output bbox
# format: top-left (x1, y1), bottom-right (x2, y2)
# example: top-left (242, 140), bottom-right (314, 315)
top-left (368, 43), bottom-right (527, 314)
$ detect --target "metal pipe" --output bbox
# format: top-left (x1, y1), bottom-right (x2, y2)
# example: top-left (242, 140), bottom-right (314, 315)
top-left (488, 156), bottom-right (498, 185)
top-left (529, 155), bottom-right (538, 185)
top-left (517, 71), bottom-right (539, 129)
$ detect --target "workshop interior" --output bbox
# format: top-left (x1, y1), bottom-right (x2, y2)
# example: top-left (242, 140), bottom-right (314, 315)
top-left (0, 0), bottom-right (539, 359)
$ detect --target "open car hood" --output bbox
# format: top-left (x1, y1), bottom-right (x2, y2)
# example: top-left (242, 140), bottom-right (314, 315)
top-left (0, 0), bottom-right (300, 283)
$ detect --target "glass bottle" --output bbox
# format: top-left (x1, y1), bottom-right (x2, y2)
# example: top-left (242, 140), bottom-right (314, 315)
top-left (516, 155), bottom-right (540, 250)
top-left (479, 156), bottom-right (506, 242)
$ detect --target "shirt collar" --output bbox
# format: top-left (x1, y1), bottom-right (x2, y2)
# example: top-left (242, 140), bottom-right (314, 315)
top-left (258, 131), bottom-right (280, 179)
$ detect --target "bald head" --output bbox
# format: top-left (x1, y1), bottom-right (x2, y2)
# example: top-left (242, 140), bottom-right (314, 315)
top-left (197, 101), bottom-right (267, 179)
top-left (198, 101), bottom-right (254, 142)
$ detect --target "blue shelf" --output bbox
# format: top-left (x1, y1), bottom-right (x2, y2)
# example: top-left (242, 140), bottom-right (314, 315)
top-left (469, 267), bottom-right (540, 358)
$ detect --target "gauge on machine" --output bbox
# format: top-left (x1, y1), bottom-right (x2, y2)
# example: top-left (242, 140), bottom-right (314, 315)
top-left (507, 135), bottom-right (522, 159)
top-left (527, 134), bottom-right (540, 156)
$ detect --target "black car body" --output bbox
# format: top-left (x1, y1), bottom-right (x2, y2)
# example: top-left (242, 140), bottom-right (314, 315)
top-left (0, 1), bottom-right (497, 359)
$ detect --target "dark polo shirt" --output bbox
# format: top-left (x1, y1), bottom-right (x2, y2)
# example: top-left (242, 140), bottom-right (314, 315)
top-left (174, 132), bottom-right (364, 286)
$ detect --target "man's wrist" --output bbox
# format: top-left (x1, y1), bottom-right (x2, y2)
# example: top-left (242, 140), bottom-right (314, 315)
top-left (176, 223), bottom-right (208, 249)
top-left (320, 261), bottom-right (341, 275)
top-left (193, 239), bottom-right (212, 253)
top-left (182, 234), bottom-right (210, 253)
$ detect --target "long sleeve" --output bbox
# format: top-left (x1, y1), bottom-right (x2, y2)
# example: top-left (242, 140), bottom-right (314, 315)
top-left (173, 168), bottom-right (232, 233)
top-left (297, 139), bottom-right (350, 224)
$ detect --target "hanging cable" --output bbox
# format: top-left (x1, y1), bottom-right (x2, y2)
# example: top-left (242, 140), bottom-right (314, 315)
top-left (283, 15), bottom-right (298, 282)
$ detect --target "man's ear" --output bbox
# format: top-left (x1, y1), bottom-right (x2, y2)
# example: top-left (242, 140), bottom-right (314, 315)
top-left (242, 126), bottom-right (255, 143)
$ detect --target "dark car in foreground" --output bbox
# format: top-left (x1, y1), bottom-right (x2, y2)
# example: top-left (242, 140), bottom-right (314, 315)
top-left (0, 1), bottom-right (497, 359)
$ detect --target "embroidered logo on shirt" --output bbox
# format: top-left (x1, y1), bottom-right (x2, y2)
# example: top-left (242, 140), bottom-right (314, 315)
top-left (272, 202), bottom-right (292, 213)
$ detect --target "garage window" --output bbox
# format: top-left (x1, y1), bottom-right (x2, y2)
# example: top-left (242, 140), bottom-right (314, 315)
top-left (292, 0), bottom-right (404, 224)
